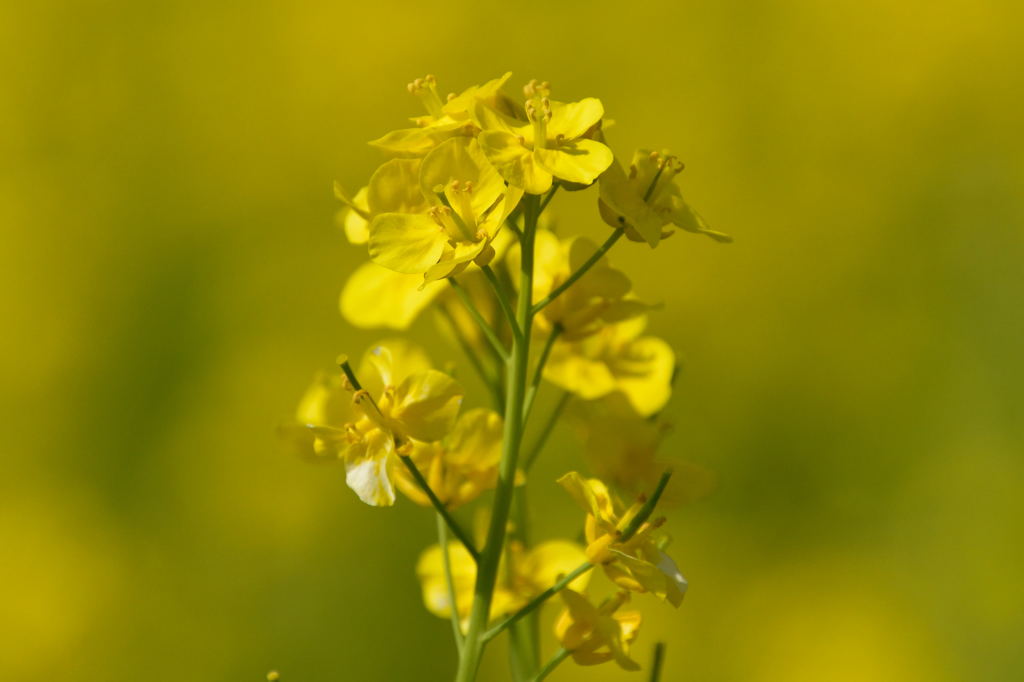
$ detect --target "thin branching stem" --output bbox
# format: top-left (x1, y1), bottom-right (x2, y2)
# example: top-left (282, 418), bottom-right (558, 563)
top-left (538, 183), bottom-right (560, 214)
top-left (437, 304), bottom-right (504, 412)
top-left (481, 264), bottom-right (522, 342)
top-left (437, 513), bottom-right (464, 653)
top-left (649, 642), bottom-right (666, 682)
top-left (523, 391), bottom-right (572, 472)
top-left (521, 324), bottom-right (561, 427)
top-left (448, 277), bottom-right (509, 361)
top-left (531, 229), bottom-right (624, 315)
top-left (399, 455), bottom-right (479, 562)
top-left (454, 193), bottom-right (540, 682)
top-left (532, 647), bottom-right (571, 682)
top-left (482, 562), bottom-right (594, 642)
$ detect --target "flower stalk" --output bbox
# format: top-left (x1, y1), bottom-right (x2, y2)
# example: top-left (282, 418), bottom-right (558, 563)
top-left (288, 71), bottom-right (728, 682)
top-left (454, 193), bottom-right (540, 682)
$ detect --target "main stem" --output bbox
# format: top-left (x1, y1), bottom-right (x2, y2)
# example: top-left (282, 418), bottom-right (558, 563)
top-left (454, 194), bottom-right (538, 682)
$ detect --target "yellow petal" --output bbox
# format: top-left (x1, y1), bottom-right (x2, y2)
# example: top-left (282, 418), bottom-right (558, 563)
top-left (367, 127), bottom-right (439, 157)
top-left (523, 541), bottom-right (590, 592)
top-left (597, 159), bottom-right (664, 247)
top-left (446, 408), bottom-right (503, 467)
top-left (416, 541), bottom-right (477, 619)
top-left (556, 472), bottom-right (616, 522)
top-left (276, 422), bottom-right (349, 462)
top-left (608, 549), bottom-right (687, 607)
top-left (534, 139), bottom-right (613, 186)
top-left (343, 429), bottom-right (397, 506)
top-left (368, 212), bottom-right (447, 275)
top-left (444, 72), bottom-right (512, 118)
top-left (340, 262), bottom-right (444, 330)
top-left (611, 336), bottom-right (675, 416)
top-left (392, 369), bottom-right (463, 442)
top-left (336, 185), bottom-right (370, 244)
top-left (670, 197), bottom-right (733, 243)
top-left (359, 339), bottom-right (434, 393)
top-left (567, 237), bottom-right (632, 298)
top-left (420, 138), bottom-right (504, 217)
top-left (546, 97), bottom-right (604, 140)
top-left (368, 120), bottom-right (466, 157)
top-left (544, 350), bottom-right (618, 400)
top-left (478, 130), bottom-right (552, 194)
top-left (295, 370), bottom-right (358, 426)
top-left (367, 158), bottom-right (425, 215)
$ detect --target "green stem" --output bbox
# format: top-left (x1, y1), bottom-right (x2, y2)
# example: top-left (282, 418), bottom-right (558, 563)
top-left (438, 304), bottom-right (504, 412)
top-left (531, 229), bottom-right (624, 315)
top-left (532, 648), bottom-right (570, 682)
top-left (481, 264), bottom-right (522, 342)
top-left (399, 455), bottom-right (479, 562)
top-left (438, 513), bottom-right (464, 653)
top-left (521, 324), bottom-right (561, 427)
top-left (523, 391), bottom-right (572, 472)
top-left (649, 642), bottom-right (666, 682)
top-left (507, 485), bottom-right (540, 680)
top-left (454, 194), bottom-right (540, 682)
top-left (448, 277), bottom-right (508, 361)
top-left (482, 562), bottom-right (594, 642)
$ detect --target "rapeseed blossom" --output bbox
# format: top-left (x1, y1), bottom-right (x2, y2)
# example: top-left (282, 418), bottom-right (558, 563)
top-left (287, 72), bottom-right (728, 681)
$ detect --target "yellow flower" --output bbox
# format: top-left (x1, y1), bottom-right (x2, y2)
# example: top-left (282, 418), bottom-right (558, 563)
top-left (340, 263), bottom-right (446, 330)
top-left (416, 539), bottom-right (590, 629)
top-left (368, 137), bottom-right (523, 284)
top-left (599, 149), bottom-right (733, 247)
top-left (368, 73), bottom-right (513, 158)
top-left (334, 156), bottom-right (427, 245)
top-left (570, 394), bottom-right (671, 495)
top-left (280, 340), bottom-right (463, 506)
top-left (558, 472), bottom-right (688, 607)
top-left (554, 589), bottom-right (643, 670)
top-left (512, 229), bottom-right (651, 341)
top-left (396, 408), bottom-right (504, 509)
top-left (340, 233), bottom-right (516, 331)
top-left (571, 395), bottom-right (718, 503)
top-left (543, 316), bottom-right (674, 416)
top-left (477, 80), bottom-right (613, 194)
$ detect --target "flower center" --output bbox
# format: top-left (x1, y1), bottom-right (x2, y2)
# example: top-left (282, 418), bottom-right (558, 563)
top-left (523, 79), bottom-right (552, 149)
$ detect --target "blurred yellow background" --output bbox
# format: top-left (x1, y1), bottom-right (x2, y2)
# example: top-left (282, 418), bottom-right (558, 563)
top-left (2, 1), bottom-right (1022, 680)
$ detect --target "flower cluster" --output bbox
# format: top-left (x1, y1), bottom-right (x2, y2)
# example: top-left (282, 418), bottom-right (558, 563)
top-left (285, 73), bottom-right (728, 682)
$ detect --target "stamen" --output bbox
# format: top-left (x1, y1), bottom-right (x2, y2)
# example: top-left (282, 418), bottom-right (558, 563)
top-left (408, 74), bottom-right (444, 118)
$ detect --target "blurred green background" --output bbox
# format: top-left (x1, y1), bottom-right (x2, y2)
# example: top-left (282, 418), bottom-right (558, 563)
top-left (3, 0), bottom-right (1022, 680)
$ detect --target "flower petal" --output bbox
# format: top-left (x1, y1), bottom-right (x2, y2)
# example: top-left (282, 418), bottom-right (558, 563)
top-left (360, 339), bottom-right (434, 392)
top-left (610, 336), bottom-right (675, 416)
top-left (340, 262), bottom-right (444, 330)
top-left (478, 130), bottom-right (552, 194)
top-left (367, 158), bottom-right (425, 215)
top-left (344, 430), bottom-right (397, 506)
top-left (416, 541), bottom-right (477, 619)
top-left (546, 97), bottom-right (605, 140)
top-left (368, 212), bottom-right (447, 275)
top-left (445, 408), bottom-right (503, 468)
top-left (393, 369), bottom-right (464, 442)
top-left (523, 540), bottom-right (590, 592)
top-left (544, 349), bottom-right (618, 400)
top-left (534, 139), bottom-right (613, 186)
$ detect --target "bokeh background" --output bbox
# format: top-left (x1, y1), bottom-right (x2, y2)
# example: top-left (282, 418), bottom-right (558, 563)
top-left (3, 1), bottom-right (1022, 680)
